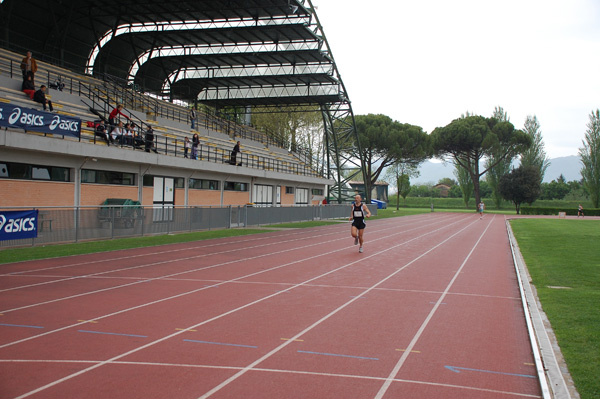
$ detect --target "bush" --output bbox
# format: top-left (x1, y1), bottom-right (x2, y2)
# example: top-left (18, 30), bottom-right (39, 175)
top-left (521, 207), bottom-right (600, 216)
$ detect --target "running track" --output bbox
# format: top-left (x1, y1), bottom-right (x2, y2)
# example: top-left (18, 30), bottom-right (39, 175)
top-left (0, 213), bottom-right (543, 398)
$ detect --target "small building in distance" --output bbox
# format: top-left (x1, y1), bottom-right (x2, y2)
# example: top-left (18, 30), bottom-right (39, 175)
top-left (348, 181), bottom-right (389, 202)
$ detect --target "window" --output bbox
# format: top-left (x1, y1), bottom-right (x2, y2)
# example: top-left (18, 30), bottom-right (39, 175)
top-left (312, 188), bottom-right (324, 196)
top-left (189, 178), bottom-right (219, 190)
top-left (253, 184), bottom-right (273, 206)
top-left (145, 175), bottom-right (185, 188)
top-left (0, 161), bottom-right (70, 182)
top-left (224, 181), bottom-right (249, 191)
top-left (295, 188), bottom-right (309, 205)
top-left (82, 169), bottom-right (135, 185)
top-left (143, 174), bottom-right (154, 186)
top-left (285, 186), bottom-right (294, 194)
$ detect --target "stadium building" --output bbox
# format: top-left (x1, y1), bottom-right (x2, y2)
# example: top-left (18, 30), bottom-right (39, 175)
top-left (0, 0), bottom-right (366, 245)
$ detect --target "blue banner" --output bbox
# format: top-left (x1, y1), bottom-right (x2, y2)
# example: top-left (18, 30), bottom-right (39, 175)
top-left (0, 210), bottom-right (39, 241)
top-left (0, 103), bottom-right (80, 138)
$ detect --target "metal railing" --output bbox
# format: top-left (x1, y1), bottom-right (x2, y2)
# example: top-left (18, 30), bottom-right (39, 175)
top-left (0, 54), bottom-right (320, 171)
top-left (0, 204), bottom-right (375, 248)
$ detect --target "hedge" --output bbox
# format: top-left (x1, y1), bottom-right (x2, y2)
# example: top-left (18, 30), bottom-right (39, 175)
top-left (520, 207), bottom-right (600, 216)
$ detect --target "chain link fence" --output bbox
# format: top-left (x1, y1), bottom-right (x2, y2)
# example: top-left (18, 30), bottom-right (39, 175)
top-left (0, 204), bottom-right (376, 248)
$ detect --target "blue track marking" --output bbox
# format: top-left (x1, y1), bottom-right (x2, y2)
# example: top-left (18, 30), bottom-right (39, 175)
top-left (0, 323), bottom-right (44, 329)
top-left (298, 350), bottom-right (378, 361)
top-left (78, 330), bottom-right (147, 338)
top-left (183, 339), bottom-right (257, 348)
top-left (445, 365), bottom-right (536, 379)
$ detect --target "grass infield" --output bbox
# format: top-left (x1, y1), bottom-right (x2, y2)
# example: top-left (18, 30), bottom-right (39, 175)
top-left (510, 219), bottom-right (599, 398)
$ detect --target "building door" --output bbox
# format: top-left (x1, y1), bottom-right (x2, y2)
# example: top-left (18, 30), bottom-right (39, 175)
top-left (153, 176), bottom-right (174, 222)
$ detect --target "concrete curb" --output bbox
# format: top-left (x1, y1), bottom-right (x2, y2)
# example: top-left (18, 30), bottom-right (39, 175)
top-left (505, 218), bottom-right (579, 399)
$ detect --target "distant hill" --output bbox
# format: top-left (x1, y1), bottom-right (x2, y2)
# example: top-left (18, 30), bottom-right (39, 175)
top-left (413, 156), bottom-right (581, 184)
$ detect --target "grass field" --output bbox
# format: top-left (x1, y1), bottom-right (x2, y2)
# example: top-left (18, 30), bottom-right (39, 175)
top-left (510, 219), bottom-right (600, 398)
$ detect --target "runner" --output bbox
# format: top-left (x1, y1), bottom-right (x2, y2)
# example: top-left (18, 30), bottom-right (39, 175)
top-left (478, 201), bottom-right (485, 219)
top-left (350, 194), bottom-right (371, 253)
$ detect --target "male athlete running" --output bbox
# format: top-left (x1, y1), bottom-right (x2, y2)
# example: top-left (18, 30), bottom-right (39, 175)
top-left (350, 194), bottom-right (371, 253)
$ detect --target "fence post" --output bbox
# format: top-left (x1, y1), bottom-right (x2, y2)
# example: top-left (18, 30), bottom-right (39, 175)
top-left (75, 206), bottom-right (79, 243)
top-left (110, 206), bottom-right (115, 239)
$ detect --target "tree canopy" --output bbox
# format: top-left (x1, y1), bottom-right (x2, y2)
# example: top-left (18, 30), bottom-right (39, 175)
top-left (498, 165), bottom-right (542, 214)
top-left (353, 114), bottom-right (430, 200)
top-left (579, 109), bottom-right (600, 208)
top-left (431, 115), bottom-right (531, 206)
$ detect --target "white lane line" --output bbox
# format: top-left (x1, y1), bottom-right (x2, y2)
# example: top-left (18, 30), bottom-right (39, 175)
top-left (0, 359), bottom-right (541, 398)
top-left (1, 215), bottom-right (465, 349)
top-left (373, 215), bottom-right (495, 399)
top-left (197, 218), bottom-right (480, 399)
top-left (0, 229), bottom-right (337, 293)
top-left (1, 214), bottom-right (460, 314)
top-left (13, 216), bottom-right (471, 398)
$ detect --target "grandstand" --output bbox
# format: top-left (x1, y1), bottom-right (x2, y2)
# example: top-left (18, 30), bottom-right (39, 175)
top-left (0, 0), bottom-right (364, 212)
top-left (0, 47), bottom-right (330, 208)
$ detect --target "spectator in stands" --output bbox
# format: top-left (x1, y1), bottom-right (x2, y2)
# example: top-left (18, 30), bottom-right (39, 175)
top-left (190, 108), bottom-right (197, 130)
top-left (108, 104), bottom-right (129, 133)
top-left (145, 126), bottom-right (157, 153)
top-left (184, 136), bottom-right (190, 158)
top-left (230, 141), bottom-right (242, 166)
top-left (111, 121), bottom-right (125, 144)
top-left (123, 122), bottom-right (134, 146)
top-left (191, 133), bottom-right (199, 160)
top-left (94, 119), bottom-right (111, 146)
top-left (20, 51), bottom-right (38, 82)
top-left (33, 85), bottom-right (53, 112)
top-left (132, 123), bottom-right (145, 149)
top-left (21, 73), bottom-right (35, 99)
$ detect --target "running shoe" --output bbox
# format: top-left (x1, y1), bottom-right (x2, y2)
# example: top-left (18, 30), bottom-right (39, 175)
top-left (354, 236), bottom-right (359, 245)
top-left (359, 247), bottom-right (363, 253)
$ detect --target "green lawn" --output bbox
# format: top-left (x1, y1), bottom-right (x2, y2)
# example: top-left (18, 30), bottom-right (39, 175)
top-left (510, 219), bottom-right (600, 398)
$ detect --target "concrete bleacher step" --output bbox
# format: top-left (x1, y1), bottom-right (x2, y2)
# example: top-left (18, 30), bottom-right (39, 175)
top-left (1, 48), bottom-right (315, 176)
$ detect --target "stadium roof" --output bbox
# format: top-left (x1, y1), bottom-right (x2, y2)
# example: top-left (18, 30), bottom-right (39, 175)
top-left (0, 0), bottom-right (349, 107)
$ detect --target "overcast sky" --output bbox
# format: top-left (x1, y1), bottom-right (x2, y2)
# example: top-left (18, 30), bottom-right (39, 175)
top-left (315, 0), bottom-right (600, 159)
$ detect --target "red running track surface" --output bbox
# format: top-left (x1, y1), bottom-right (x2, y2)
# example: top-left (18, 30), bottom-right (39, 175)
top-left (0, 213), bottom-right (543, 398)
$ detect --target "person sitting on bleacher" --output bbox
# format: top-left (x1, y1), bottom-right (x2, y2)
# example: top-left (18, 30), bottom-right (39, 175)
top-left (33, 85), bottom-right (53, 112)
top-left (94, 119), bottom-right (111, 146)
top-left (133, 123), bottom-right (145, 149)
top-left (21, 72), bottom-right (35, 99)
top-left (111, 121), bottom-right (125, 144)
top-left (123, 122), bottom-right (134, 146)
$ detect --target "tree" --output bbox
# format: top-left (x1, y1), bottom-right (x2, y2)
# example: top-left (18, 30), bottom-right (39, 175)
top-left (454, 157), bottom-right (473, 208)
top-left (431, 115), bottom-right (531, 207)
top-left (485, 106), bottom-right (513, 209)
top-left (353, 114), bottom-right (430, 201)
top-left (579, 109), bottom-right (600, 208)
top-left (521, 115), bottom-right (550, 184)
top-left (498, 166), bottom-right (541, 214)
top-left (384, 163), bottom-right (419, 209)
